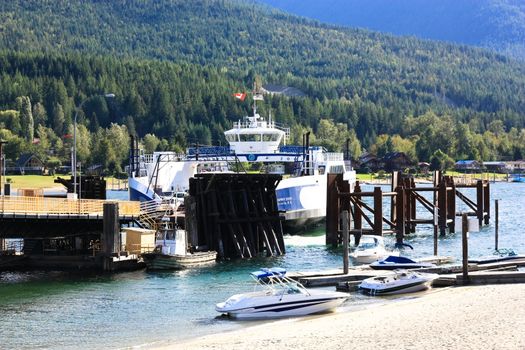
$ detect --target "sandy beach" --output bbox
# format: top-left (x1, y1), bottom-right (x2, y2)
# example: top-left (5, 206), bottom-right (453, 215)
top-left (167, 284), bottom-right (525, 350)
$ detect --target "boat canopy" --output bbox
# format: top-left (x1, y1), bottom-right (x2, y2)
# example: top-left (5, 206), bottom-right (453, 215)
top-left (251, 267), bottom-right (286, 279)
top-left (381, 255), bottom-right (417, 264)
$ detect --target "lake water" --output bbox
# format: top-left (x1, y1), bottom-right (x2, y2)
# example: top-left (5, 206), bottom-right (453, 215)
top-left (0, 183), bottom-right (523, 349)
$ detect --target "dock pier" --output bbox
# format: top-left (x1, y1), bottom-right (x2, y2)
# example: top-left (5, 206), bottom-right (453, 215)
top-left (0, 195), bottom-right (144, 271)
top-left (326, 171), bottom-right (491, 247)
top-left (188, 173), bottom-right (285, 259)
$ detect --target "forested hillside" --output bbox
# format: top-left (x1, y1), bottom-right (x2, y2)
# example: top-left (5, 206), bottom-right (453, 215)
top-left (257, 0), bottom-right (525, 60)
top-left (0, 0), bottom-right (524, 174)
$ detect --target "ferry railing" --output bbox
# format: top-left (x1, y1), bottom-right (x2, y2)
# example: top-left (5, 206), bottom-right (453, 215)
top-left (138, 199), bottom-right (173, 230)
top-left (142, 154), bottom-right (154, 163)
top-left (124, 243), bottom-right (156, 255)
top-left (324, 153), bottom-right (344, 162)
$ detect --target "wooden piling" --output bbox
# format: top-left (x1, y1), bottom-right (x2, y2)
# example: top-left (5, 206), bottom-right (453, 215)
top-left (353, 181), bottom-right (362, 234)
top-left (342, 210), bottom-right (349, 274)
top-left (433, 206), bottom-right (438, 256)
top-left (326, 173), bottom-right (340, 247)
top-left (446, 176), bottom-right (456, 233)
top-left (409, 177), bottom-right (417, 233)
top-left (476, 180), bottom-right (484, 227)
top-left (484, 181), bottom-right (490, 225)
top-left (462, 212), bottom-right (469, 284)
top-left (495, 199), bottom-right (499, 251)
top-left (390, 171), bottom-right (400, 224)
top-left (438, 180), bottom-right (447, 236)
top-left (373, 187), bottom-right (383, 236)
top-left (395, 186), bottom-right (405, 244)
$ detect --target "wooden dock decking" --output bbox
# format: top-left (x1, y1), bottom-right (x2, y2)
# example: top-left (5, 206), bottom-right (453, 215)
top-left (288, 257), bottom-right (525, 290)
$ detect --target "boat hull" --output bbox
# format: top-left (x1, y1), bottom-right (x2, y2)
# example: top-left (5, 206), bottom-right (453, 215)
top-left (143, 251), bottom-right (217, 270)
top-left (468, 254), bottom-right (525, 265)
top-left (359, 280), bottom-right (432, 295)
top-left (369, 255), bottom-right (436, 270)
top-left (276, 176), bottom-right (327, 233)
top-left (351, 250), bottom-right (399, 265)
top-left (217, 295), bottom-right (347, 319)
top-left (359, 271), bottom-right (438, 295)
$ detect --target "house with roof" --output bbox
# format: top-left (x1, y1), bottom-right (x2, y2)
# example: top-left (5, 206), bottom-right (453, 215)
top-left (418, 162), bottom-right (430, 174)
top-left (455, 160), bottom-right (481, 172)
top-left (504, 160), bottom-right (525, 173)
top-left (482, 161), bottom-right (507, 173)
top-left (356, 152), bottom-right (381, 172)
top-left (7, 153), bottom-right (45, 175)
top-left (382, 152), bottom-right (413, 172)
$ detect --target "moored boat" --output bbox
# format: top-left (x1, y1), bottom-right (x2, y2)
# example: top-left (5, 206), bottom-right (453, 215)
top-left (370, 255), bottom-right (436, 270)
top-left (215, 267), bottom-right (348, 319)
top-left (359, 270), bottom-right (439, 295)
top-left (468, 249), bottom-right (525, 265)
top-left (143, 250), bottom-right (217, 270)
top-left (350, 235), bottom-right (399, 264)
top-left (142, 228), bottom-right (217, 270)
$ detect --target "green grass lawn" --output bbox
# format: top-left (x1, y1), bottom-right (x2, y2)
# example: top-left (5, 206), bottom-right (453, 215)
top-left (3, 175), bottom-right (62, 189)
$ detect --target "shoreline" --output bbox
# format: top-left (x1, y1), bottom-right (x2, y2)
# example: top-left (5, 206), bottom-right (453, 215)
top-left (163, 284), bottom-right (525, 350)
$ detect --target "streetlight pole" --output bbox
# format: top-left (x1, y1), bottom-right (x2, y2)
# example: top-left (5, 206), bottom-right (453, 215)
top-left (0, 141), bottom-right (6, 196)
top-left (73, 93), bottom-right (115, 199)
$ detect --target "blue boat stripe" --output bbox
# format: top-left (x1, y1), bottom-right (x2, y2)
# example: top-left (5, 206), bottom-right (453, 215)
top-left (226, 297), bottom-right (344, 314)
top-left (360, 281), bottom-right (425, 294)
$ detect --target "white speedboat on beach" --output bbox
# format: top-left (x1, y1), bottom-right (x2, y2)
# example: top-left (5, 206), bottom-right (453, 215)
top-left (215, 267), bottom-right (348, 319)
top-left (359, 270), bottom-right (439, 295)
top-left (350, 235), bottom-right (398, 264)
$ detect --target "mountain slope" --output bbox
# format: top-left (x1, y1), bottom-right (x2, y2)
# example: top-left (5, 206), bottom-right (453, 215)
top-left (257, 0), bottom-right (525, 60)
top-left (0, 0), bottom-right (524, 147)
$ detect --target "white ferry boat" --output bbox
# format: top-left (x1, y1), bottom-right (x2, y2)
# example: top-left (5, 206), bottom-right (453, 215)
top-left (128, 94), bottom-right (355, 231)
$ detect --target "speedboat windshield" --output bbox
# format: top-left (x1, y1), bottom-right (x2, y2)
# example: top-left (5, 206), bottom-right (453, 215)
top-left (249, 267), bottom-right (309, 296)
top-left (358, 242), bottom-right (377, 250)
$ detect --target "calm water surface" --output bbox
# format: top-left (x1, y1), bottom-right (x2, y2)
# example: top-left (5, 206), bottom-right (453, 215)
top-left (0, 183), bottom-right (523, 349)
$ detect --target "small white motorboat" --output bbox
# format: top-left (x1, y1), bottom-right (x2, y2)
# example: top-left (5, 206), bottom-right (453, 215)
top-left (468, 249), bottom-right (525, 265)
top-left (216, 267), bottom-right (348, 319)
top-left (369, 255), bottom-right (436, 270)
top-left (359, 270), bottom-right (439, 295)
top-left (350, 235), bottom-right (398, 264)
top-left (143, 227), bottom-right (217, 270)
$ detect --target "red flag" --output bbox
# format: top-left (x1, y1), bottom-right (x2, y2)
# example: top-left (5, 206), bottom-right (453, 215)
top-left (233, 92), bottom-right (246, 101)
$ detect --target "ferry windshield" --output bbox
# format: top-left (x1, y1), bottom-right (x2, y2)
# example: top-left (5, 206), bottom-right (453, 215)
top-left (226, 134), bottom-right (238, 142)
top-left (262, 133), bottom-right (280, 142)
top-left (240, 134), bottom-right (261, 142)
